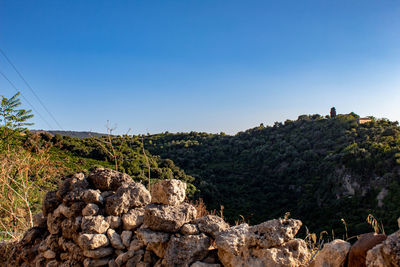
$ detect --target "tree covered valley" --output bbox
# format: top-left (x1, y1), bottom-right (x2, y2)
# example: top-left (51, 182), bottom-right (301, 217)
top-left (1, 111), bottom-right (400, 240)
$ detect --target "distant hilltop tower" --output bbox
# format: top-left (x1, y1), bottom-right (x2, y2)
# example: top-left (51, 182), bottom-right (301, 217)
top-left (330, 107), bottom-right (337, 118)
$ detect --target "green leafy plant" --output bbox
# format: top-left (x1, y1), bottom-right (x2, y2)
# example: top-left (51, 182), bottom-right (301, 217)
top-left (0, 92), bottom-right (33, 151)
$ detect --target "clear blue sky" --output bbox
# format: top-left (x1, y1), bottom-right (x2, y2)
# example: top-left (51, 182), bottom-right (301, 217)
top-left (1, 0), bottom-right (399, 134)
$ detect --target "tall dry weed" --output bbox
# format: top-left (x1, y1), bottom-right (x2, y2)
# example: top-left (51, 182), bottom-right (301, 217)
top-left (0, 148), bottom-right (62, 240)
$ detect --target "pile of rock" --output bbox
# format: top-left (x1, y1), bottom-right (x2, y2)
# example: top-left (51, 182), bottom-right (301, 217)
top-left (309, 219), bottom-right (400, 267)
top-left (1, 167), bottom-right (311, 267)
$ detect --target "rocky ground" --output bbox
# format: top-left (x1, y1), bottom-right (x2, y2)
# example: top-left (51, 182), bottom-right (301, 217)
top-left (0, 167), bottom-right (399, 267)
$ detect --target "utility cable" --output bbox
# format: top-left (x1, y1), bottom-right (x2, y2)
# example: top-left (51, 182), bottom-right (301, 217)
top-left (0, 48), bottom-right (64, 130)
top-left (0, 69), bottom-right (54, 130)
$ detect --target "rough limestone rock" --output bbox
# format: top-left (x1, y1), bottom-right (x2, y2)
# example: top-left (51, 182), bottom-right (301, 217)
top-left (87, 167), bottom-right (132, 191)
top-left (181, 223), bottom-right (200, 235)
top-left (122, 208), bottom-right (145, 230)
top-left (83, 257), bottom-right (110, 267)
top-left (309, 239), bottom-right (351, 267)
top-left (57, 173), bottom-right (88, 200)
top-left (144, 203), bottom-right (197, 232)
top-left (61, 217), bottom-right (81, 240)
top-left (81, 215), bottom-right (110, 234)
top-left (33, 212), bottom-right (47, 228)
top-left (164, 234), bottom-right (211, 267)
top-left (250, 239), bottom-right (311, 267)
top-left (54, 203), bottom-right (74, 218)
top-left (47, 211), bottom-right (64, 235)
top-left (82, 189), bottom-right (104, 204)
top-left (249, 218), bottom-right (303, 248)
top-left (115, 250), bottom-right (136, 266)
top-left (215, 219), bottom-right (309, 267)
top-left (129, 237), bottom-right (145, 251)
top-left (106, 229), bottom-right (125, 250)
top-left (42, 190), bottom-right (60, 216)
top-left (82, 203), bottom-right (99, 216)
top-left (151, 179), bottom-right (187, 206)
top-left (191, 262), bottom-right (221, 267)
top-left (215, 223), bottom-right (251, 256)
top-left (366, 230), bottom-right (400, 267)
top-left (121, 230), bottom-right (133, 248)
top-left (195, 215), bottom-right (229, 239)
top-left (105, 216), bottom-right (121, 229)
top-left (83, 247), bottom-right (114, 258)
top-left (348, 232), bottom-right (387, 267)
top-left (136, 228), bottom-right (170, 258)
top-left (105, 182), bottom-right (151, 216)
top-left (0, 168), bottom-right (317, 267)
top-left (78, 234), bottom-right (109, 250)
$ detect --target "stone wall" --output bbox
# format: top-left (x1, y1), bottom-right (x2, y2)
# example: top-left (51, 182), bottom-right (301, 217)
top-left (0, 167), bottom-right (311, 267)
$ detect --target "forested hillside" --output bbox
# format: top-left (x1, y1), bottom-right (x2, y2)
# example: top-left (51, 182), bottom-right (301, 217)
top-left (2, 109), bottom-right (399, 240)
top-left (41, 113), bottom-right (400, 237)
top-left (143, 113), bottom-right (400, 237)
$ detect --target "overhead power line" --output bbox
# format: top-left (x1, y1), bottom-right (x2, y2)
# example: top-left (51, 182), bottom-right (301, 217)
top-left (0, 48), bottom-right (64, 130)
top-left (0, 69), bottom-right (54, 130)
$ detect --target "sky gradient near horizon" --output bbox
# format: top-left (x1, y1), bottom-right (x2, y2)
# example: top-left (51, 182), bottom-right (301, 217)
top-left (1, 0), bottom-right (400, 134)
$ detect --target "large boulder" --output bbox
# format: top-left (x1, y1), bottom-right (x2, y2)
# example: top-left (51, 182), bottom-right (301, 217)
top-left (218, 238), bottom-right (310, 267)
top-left (164, 234), bottom-right (211, 266)
top-left (309, 239), bottom-right (351, 267)
top-left (87, 167), bottom-right (132, 191)
top-left (215, 219), bottom-right (309, 267)
top-left (144, 203), bottom-right (197, 232)
top-left (348, 233), bottom-right (387, 267)
top-left (249, 218), bottom-right (303, 248)
top-left (366, 231), bottom-right (400, 267)
top-left (194, 215), bottom-right (229, 239)
top-left (105, 182), bottom-right (151, 216)
top-left (151, 179), bottom-right (187, 206)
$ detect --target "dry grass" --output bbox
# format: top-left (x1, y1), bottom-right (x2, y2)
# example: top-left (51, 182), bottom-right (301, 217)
top-left (0, 147), bottom-right (62, 240)
top-left (367, 214), bottom-right (385, 235)
top-left (193, 198), bottom-right (225, 220)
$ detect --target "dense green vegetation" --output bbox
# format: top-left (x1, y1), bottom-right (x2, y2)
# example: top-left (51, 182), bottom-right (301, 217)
top-left (142, 113), bottom-right (400, 237)
top-left (42, 112), bottom-right (400, 238)
top-left (1, 94), bottom-right (399, 240)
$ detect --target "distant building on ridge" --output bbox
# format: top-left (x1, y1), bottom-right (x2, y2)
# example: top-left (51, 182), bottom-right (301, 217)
top-left (357, 117), bottom-right (372, 124)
